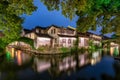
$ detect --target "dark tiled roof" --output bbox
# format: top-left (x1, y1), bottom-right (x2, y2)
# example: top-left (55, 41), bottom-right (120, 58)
top-left (23, 29), bottom-right (32, 34)
top-left (102, 36), bottom-right (111, 40)
top-left (77, 32), bottom-right (89, 37)
top-left (46, 25), bottom-right (61, 30)
top-left (35, 26), bottom-right (47, 29)
top-left (58, 34), bottom-right (76, 37)
top-left (35, 33), bottom-right (53, 38)
top-left (87, 32), bottom-right (101, 36)
top-left (50, 25), bottom-right (60, 28)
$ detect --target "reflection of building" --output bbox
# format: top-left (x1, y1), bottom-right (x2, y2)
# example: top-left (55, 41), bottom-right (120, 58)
top-left (59, 56), bottom-right (76, 71)
top-left (22, 25), bottom-right (103, 49)
top-left (79, 54), bottom-right (89, 66)
top-left (91, 51), bottom-right (101, 65)
top-left (33, 57), bottom-right (51, 72)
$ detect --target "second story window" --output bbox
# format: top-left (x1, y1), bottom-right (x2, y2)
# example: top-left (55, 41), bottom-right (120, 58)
top-left (51, 30), bottom-right (53, 34)
top-left (36, 29), bottom-right (39, 33)
top-left (51, 29), bottom-right (56, 34)
top-left (54, 29), bottom-right (56, 34)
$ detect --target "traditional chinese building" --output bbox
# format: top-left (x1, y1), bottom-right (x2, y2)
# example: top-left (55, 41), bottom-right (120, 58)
top-left (22, 25), bottom-right (103, 49)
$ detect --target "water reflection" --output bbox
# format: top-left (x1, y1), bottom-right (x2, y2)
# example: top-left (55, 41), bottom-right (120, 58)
top-left (0, 47), bottom-right (118, 80)
top-left (6, 47), bottom-right (32, 66)
top-left (33, 57), bottom-right (51, 72)
top-left (32, 50), bottom-right (102, 75)
top-left (91, 51), bottom-right (101, 65)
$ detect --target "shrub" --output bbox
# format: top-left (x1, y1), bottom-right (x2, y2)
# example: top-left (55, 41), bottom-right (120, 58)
top-left (37, 46), bottom-right (45, 52)
top-left (59, 47), bottom-right (70, 53)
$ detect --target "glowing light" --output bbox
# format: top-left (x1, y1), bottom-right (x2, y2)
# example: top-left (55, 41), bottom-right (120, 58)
top-left (11, 48), bottom-right (15, 58)
top-left (110, 47), bottom-right (114, 56)
top-left (17, 50), bottom-right (22, 66)
top-left (6, 51), bottom-right (11, 60)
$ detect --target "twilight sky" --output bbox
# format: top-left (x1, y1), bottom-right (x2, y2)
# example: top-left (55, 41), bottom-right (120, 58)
top-left (22, 0), bottom-right (113, 37)
top-left (22, 0), bottom-right (78, 29)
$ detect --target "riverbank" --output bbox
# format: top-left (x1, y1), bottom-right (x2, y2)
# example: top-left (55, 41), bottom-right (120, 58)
top-left (21, 48), bottom-right (70, 56)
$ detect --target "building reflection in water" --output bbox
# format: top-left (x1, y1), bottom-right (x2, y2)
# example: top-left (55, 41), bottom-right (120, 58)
top-left (33, 57), bottom-right (51, 72)
top-left (5, 47), bottom-right (102, 79)
top-left (91, 51), bottom-right (101, 65)
top-left (33, 50), bottom-right (102, 76)
top-left (59, 56), bottom-right (76, 71)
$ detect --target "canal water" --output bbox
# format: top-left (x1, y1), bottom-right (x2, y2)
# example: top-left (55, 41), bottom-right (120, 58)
top-left (0, 48), bottom-right (119, 80)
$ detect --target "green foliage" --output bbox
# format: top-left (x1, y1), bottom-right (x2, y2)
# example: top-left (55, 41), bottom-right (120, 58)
top-left (41, 0), bottom-right (60, 11)
top-left (41, 0), bottom-right (120, 36)
top-left (17, 37), bottom-right (34, 48)
top-left (59, 47), bottom-right (70, 53)
top-left (0, 48), bottom-right (4, 54)
top-left (78, 47), bottom-right (87, 54)
top-left (37, 46), bottom-right (45, 52)
top-left (113, 47), bottom-right (119, 56)
top-left (88, 40), bottom-right (102, 53)
top-left (0, 0), bottom-right (36, 48)
top-left (88, 40), bottom-right (95, 49)
top-left (0, 39), bottom-right (8, 49)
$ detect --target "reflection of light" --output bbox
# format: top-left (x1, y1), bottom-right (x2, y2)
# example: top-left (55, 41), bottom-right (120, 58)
top-left (91, 58), bottom-right (96, 65)
top-left (79, 55), bottom-right (85, 66)
top-left (91, 51), bottom-right (101, 65)
top-left (92, 51), bottom-right (99, 58)
top-left (110, 47), bottom-right (114, 56)
top-left (17, 50), bottom-right (22, 66)
top-left (71, 61), bottom-right (76, 67)
top-left (65, 63), bottom-right (69, 69)
top-left (91, 57), bottom-right (101, 66)
top-left (59, 57), bottom-right (76, 71)
top-left (6, 51), bottom-right (11, 60)
top-left (34, 58), bottom-right (51, 72)
top-left (37, 62), bottom-right (51, 72)
top-left (11, 48), bottom-right (14, 58)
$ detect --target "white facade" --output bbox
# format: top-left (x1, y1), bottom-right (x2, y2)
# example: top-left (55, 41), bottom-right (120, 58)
top-left (35, 37), bottom-right (51, 49)
top-left (79, 37), bottom-right (89, 47)
top-left (24, 32), bottom-right (36, 40)
top-left (59, 37), bottom-right (76, 47)
top-left (8, 41), bottom-right (31, 48)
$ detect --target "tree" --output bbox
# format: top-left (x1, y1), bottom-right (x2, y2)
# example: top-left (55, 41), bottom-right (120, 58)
top-left (41, 0), bottom-right (120, 35)
top-left (0, 0), bottom-right (36, 49)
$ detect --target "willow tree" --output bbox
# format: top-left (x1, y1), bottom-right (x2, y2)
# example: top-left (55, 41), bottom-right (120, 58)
top-left (0, 0), bottom-right (36, 49)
